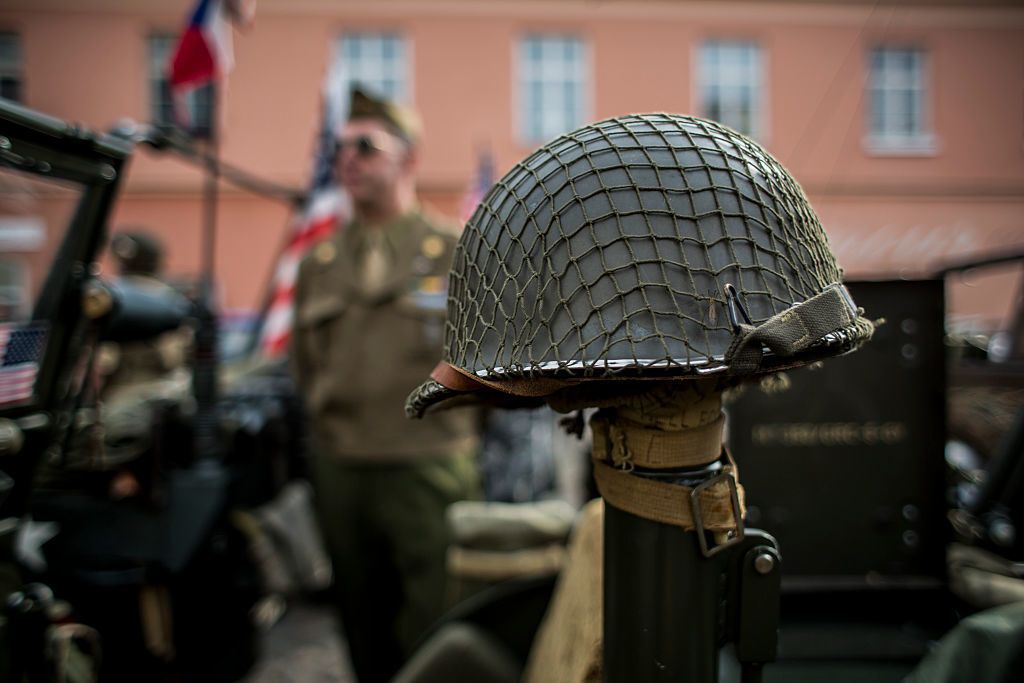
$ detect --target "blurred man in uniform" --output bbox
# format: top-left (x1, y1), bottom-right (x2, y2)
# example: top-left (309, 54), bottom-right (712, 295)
top-left (291, 87), bottom-right (479, 683)
top-left (97, 230), bottom-right (191, 500)
top-left (101, 230), bottom-right (190, 394)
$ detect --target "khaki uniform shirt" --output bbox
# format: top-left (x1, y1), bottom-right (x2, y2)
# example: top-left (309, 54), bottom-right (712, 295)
top-left (292, 209), bottom-right (478, 461)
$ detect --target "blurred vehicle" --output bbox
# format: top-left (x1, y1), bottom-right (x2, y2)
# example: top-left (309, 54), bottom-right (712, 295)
top-left (940, 253), bottom-right (1024, 610)
top-left (0, 98), bottom-right (308, 683)
top-left (6, 91), bottom-right (1020, 682)
top-left (943, 253), bottom-right (1024, 484)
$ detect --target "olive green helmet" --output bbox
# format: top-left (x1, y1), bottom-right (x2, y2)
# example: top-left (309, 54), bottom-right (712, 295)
top-left (407, 114), bottom-right (873, 417)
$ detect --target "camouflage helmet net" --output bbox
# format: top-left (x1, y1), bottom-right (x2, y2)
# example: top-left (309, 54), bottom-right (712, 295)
top-left (407, 114), bottom-right (873, 417)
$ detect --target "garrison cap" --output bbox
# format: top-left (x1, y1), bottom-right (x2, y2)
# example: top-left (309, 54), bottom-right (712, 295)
top-left (348, 85), bottom-right (422, 145)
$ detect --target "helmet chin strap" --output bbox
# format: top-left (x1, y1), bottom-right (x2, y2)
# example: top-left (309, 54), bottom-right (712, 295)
top-left (725, 283), bottom-right (874, 375)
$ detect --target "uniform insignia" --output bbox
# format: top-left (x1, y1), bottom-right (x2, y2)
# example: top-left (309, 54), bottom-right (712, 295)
top-left (314, 241), bottom-right (336, 264)
top-left (410, 275), bottom-right (447, 312)
top-left (418, 276), bottom-right (444, 293)
top-left (412, 255), bottom-right (432, 275)
top-left (421, 236), bottom-right (445, 260)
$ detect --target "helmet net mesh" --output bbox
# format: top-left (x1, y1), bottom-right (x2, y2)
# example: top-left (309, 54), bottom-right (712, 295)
top-left (445, 114), bottom-right (845, 381)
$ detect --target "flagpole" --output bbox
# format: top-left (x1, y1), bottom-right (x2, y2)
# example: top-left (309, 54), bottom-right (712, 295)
top-left (193, 80), bottom-right (221, 462)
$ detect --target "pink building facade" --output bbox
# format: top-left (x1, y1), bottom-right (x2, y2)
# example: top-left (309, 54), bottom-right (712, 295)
top-left (1, 0), bottom-right (1022, 330)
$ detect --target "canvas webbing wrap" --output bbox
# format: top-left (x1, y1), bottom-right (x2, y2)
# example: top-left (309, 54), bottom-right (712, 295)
top-left (591, 412), bottom-right (724, 470)
top-left (586, 386), bottom-right (743, 534)
top-left (592, 450), bottom-right (744, 533)
top-left (724, 283), bottom-right (867, 375)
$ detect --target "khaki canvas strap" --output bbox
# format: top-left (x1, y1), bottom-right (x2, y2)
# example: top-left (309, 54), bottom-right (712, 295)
top-left (591, 412), bottom-right (724, 470)
top-left (725, 283), bottom-right (860, 374)
top-left (592, 454), bottom-right (744, 533)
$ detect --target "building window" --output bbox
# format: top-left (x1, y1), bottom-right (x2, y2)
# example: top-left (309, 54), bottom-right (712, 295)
top-left (0, 32), bottom-right (22, 102)
top-left (0, 259), bottom-right (27, 322)
top-left (866, 46), bottom-right (933, 154)
top-left (336, 32), bottom-right (409, 103)
top-left (148, 33), bottom-right (213, 138)
top-left (697, 40), bottom-right (763, 139)
top-left (518, 35), bottom-right (588, 144)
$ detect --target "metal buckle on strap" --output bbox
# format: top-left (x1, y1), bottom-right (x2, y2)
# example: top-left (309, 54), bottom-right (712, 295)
top-left (690, 469), bottom-right (745, 558)
top-left (828, 282), bottom-right (858, 317)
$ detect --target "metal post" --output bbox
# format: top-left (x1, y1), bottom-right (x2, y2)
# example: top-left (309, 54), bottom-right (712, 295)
top-left (604, 478), bottom-right (725, 682)
top-left (590, 381), bottom-right (767, 683)
top-left (192, 82), bottom-right (220, 462)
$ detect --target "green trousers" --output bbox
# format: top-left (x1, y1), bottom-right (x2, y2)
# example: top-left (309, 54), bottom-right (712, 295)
top-left (312, 453), bottom-right (478, 683)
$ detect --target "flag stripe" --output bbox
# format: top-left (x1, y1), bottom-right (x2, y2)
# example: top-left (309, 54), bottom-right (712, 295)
top-left (257, 55), bottom-right (351, 358)
top-left (169, 27), bottom-right (217, 88)
top-left (168, 0), bottom-right (235, 90)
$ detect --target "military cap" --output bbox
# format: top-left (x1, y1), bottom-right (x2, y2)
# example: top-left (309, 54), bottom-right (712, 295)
top-left (348, 85), bottom-right (423, 145)
top-left (111, 230), bottom-right (163, 276)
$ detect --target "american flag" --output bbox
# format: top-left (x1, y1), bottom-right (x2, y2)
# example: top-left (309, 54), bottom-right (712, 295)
top-left (459, 148), bottom-right (495, 223)
top-left (257, 60), bottom-right (350, 358)
top-left (0, 322), bottom-right (47, 406)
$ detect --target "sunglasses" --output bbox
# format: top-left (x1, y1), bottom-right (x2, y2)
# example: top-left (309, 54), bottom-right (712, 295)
top-left (335, 133), bottom-right (398, 158)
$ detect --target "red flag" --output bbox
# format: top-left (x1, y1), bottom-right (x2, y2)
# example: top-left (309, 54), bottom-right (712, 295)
top-left (166, 0), bottom-right (252, 125)
top-left (168, 0), bottom-right (233, 91)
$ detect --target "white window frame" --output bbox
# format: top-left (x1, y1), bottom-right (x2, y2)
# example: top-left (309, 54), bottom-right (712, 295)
top-left (865, 45), bottom-right (935, 155)
top-left (0, 32), bottom-right (22, 103)
top-left (335, 32), bottom-right (411, 105)
top-left (516, 34), bottom-right (590, 145)
top-left (147, 33), bottom-right (213, 136)
top-left (696, 40), bottom-right (765, 141)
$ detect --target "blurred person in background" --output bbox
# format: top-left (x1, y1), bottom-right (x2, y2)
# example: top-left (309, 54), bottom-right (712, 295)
top-left (290, 87), bottom-right (480, 683)
top-left (95, 229), bottom-right (192, 500)
top-left (99, 230), bottom-right (191, 395)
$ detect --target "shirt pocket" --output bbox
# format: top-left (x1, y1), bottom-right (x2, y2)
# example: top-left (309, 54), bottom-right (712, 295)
top-left (394, 288), bottom-right (448, 360)
top-left (296, 291), bottom-right (347, 362)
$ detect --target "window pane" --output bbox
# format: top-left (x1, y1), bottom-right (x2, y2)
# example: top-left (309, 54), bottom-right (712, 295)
top-left (0, 168), bottom-right (83, 322)
top-left (147, 34), bottom-right (212, 138)
top-left (527, 37), bottom-right (542, 63)
top-left (337, 33), bottom-right (409, 104)
top-left (0, 33), bottom-right (21, 67)
top-left (868, 46), bottom-right (927, 141)
top-left (0, 33), bottom-right (22, 103)
top-left (698, 41), bottom-right (761, 138)
top-left (517, 35), bottom-right (586, 142)
top-left (0, 78), bottom-right (19, 102)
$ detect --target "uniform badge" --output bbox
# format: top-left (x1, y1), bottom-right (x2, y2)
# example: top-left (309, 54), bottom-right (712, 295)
top-left (314, 241), bottom-right (336, 265)
top-left (410, 275), bottom-right (447, 312)
top-left (420, 236), bottom-right (445, 260)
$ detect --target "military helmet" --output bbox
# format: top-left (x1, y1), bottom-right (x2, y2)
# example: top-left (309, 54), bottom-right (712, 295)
top-left (111, 230), bottom-right (163, 277)
top-left (407, 114), bottom-right (873, 417)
